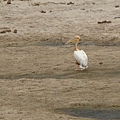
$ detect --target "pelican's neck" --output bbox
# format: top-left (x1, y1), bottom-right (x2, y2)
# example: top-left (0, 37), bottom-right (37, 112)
top-left (74, 41), bottom-right (79, 51)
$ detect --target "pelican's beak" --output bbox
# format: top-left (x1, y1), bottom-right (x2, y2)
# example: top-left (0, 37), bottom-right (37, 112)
top-left (65, 39), bottom-right (76, 44)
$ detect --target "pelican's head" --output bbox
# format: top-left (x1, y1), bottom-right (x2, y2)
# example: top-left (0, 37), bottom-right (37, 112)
top-left (65, 35), bottom-right (80, 44)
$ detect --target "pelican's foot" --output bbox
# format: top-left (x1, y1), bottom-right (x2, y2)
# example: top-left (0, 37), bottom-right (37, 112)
top-left (75, 68), bottom-right (85, 71)
top-left (75, 68), bottom-right (80, 71)
top-left (80, 68), bottom-right (85, 71)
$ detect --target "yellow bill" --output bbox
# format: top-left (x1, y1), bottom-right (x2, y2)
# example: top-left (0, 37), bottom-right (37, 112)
top-left (65, 39), bottom-right (76, 44)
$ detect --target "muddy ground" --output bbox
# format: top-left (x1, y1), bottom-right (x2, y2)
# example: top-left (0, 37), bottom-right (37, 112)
top-left (0, 0), bottom-right (120, 120)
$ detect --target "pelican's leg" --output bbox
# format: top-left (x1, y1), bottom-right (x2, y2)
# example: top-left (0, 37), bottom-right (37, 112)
top-left (75, 61), bottom-right (80, 71)
top-left (75, 65), bottom-right (80, 71)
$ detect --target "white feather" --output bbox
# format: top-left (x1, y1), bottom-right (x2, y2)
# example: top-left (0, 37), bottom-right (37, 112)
top-left (74, 50), bottom-right (88, 69)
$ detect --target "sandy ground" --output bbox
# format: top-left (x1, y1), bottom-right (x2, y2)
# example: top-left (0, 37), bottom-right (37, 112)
top-left (0, 0), bottom-right (120, 120)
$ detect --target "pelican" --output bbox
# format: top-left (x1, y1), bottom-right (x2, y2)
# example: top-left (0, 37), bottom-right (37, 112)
top-left (65, 35), bottom-right (88, 70)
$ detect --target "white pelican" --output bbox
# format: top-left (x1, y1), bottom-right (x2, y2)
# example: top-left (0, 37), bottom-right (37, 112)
top-left (65, 35), bottom-right (88, 70)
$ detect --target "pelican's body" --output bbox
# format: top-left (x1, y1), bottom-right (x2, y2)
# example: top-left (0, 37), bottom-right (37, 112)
top-left (74, 49), bottom-right (88, 70)
top-left (65, 35), bottom-right (88, 70)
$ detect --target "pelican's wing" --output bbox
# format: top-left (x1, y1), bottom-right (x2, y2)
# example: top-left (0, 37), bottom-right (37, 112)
top-left (74, 50), bottom-right (88, 67)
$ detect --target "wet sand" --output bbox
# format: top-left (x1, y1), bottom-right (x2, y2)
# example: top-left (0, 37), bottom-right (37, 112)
top-left (0, 0), bottom-right (120, 120)
top-left (57, 108), bottom-right (120, 119)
